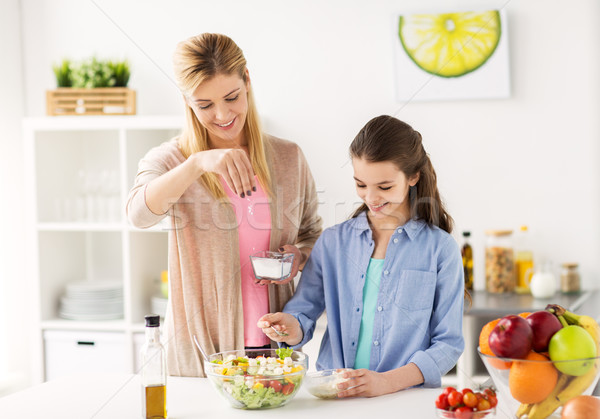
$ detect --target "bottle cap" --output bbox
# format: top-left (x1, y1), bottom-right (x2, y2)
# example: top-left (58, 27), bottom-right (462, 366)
top-left (463, 231), bottom-right (471, 237)
top-left (145, 314), bottom-right (160, 327)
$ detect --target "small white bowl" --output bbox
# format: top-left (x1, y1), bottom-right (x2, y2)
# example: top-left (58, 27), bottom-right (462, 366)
top-left (250, 251), bottom-right (294, 281)
top-left (304, 368), bottom-right (353, 399)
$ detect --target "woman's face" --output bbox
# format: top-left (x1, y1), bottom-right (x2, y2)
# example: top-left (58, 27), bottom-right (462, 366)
top-left (187, 72), bottom-right (250, 148)
top-left (352, 157), bottom-right (419, 224)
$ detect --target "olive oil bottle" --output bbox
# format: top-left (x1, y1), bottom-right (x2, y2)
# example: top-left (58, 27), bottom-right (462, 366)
top-left (462, 231), bottom-right (473, 290)
top-left (141, 314), bottom-right (167, 419)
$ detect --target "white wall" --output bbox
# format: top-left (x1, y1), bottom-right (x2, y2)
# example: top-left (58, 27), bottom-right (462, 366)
top-left (5, 0), bottom-right (599, 387)
top-left (0, 0), bottom-right (27, 393)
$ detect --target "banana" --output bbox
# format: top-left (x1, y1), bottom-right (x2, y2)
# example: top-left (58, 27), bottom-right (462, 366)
top-left (527, 373), bottom-right (572, 419)
top-left (515, 402), bottom-right (531, 418)
top-left (556, 358), bottom-right (599, 402)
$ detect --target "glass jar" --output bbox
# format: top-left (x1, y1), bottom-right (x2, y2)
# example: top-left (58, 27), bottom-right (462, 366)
top-left (485, 230), bottom-right (515, 293)
top-left (560, 263), bottom-right (581, 294)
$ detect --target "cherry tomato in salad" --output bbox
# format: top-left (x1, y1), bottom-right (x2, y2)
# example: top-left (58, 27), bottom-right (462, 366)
top-left (282, 383), bottom-right (295, 395)
top-left (268, 380), bottom-right (283, 392)
top-left (447, 390), bottom-right (463, 407)
top-left (435, 393), bottom-right (449, 410)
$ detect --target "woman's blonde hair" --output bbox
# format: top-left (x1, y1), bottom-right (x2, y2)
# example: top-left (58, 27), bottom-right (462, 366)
top-left (173, 33), bottom-right (271, 199)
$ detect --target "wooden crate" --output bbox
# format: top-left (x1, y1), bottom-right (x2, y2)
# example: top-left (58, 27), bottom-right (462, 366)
top-left (46, 88), bottom-right (136, 116)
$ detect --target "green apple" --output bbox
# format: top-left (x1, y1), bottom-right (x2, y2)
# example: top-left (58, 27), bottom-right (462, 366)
top-left (548, 325), bottom-right (597, 376)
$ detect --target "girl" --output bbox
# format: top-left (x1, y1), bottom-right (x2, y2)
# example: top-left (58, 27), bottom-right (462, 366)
top-left (127, 33), bottom-right (322, 376)
top-left (258, 115), bottom-right (464, 397)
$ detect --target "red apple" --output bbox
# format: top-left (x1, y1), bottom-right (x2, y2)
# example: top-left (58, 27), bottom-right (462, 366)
top-left (488, 315), bottom-right (533, 359)
top-left (526, 310), bottom-right (563, 352)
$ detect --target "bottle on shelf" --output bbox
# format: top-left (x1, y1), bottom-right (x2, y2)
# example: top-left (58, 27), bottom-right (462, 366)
top-left (461, 231), bottom-right (473, 290)
top-left (141, 314), bottom-right (167, 419)
top-left (515, 225), bottom-right (534, 294)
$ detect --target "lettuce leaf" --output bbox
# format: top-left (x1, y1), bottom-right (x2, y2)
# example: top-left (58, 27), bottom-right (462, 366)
top-left (276, 347), bottom-right (293, 360)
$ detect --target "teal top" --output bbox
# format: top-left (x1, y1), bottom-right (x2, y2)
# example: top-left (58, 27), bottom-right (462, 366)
top-left (354, 258), bottom-right (384, 369)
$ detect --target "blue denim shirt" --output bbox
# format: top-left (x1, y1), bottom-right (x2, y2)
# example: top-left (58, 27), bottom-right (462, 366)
top-left (283, 212), bottom-right (465, 387)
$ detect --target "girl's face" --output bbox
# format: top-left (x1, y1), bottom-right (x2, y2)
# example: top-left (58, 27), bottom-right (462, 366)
top-left (187, 72), bottom-right (250, 148)
top-left (352, 157), bottom-right (419, 224)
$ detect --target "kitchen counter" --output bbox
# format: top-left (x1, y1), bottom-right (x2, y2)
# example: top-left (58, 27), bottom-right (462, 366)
top-left (0, 373), bottom-right (507, 419)
top-left (465, 289), bottom-right (594, 317)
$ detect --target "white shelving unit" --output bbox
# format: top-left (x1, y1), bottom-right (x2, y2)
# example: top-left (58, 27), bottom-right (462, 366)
top-left (24, 115), bottom-right (182, 383)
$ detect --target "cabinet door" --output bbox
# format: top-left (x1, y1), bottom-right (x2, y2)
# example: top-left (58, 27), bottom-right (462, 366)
top-left (44, 330), bottom-right (127, 381)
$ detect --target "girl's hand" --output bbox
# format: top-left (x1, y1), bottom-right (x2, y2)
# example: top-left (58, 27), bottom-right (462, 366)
top-left (193, 148), bottom-right (255, 197)
top-left (336, 369), bottom-right (396, 398)
top-left (257, 312), bottom-right (302, 346)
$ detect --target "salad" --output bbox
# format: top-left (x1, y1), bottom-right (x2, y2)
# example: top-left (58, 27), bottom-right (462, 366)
top-left (206, 348), bottom-right (306, 409)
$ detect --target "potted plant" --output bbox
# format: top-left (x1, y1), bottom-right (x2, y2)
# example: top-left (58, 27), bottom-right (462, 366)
top-left (47, 56), bottom-right (136, 116)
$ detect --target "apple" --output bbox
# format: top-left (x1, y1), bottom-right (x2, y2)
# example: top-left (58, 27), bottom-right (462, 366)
top-left (526, 310), bottom-right (563, 352)
top-left (549, 325), bottom-right (597, 376)
top-left (489, 315), bottom-right (533, 359)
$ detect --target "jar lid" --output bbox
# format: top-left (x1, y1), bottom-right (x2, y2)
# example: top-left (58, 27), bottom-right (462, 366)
top-left (485, 229), bottom-right (513, 236)
top-left (561, 263), bottom-right (579, 268)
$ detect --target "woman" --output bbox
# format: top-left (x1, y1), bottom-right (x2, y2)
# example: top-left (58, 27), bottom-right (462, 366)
top-left (127, 33), bottom-right (322, 376)
top-left (259, 115), bottom-right (465, 396)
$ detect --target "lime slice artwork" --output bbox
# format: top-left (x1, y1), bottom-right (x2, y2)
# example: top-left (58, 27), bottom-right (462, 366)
top-left (399, 10), bottom-right (501, 78)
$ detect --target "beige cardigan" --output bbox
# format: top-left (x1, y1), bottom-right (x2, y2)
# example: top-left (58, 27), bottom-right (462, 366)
top-left (127, 135), bottom-right (322, 376)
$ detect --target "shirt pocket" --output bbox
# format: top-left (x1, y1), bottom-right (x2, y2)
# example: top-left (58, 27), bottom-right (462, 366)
top-left (393, 270), bottom-right (436, 311)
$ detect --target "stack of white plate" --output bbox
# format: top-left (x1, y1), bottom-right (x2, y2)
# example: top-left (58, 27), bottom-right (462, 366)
top-left (59, 280), bottom-right (124, 321)
top-left (151, 296), bottom-right (168, 319)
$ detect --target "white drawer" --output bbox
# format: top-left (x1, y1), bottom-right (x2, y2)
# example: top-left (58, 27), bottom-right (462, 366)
top-left (44, 330), bottom-right (127, 381)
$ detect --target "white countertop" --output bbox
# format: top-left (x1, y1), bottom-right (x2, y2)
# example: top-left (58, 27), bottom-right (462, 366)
top-left (0, 373), bottom-right (507, 418)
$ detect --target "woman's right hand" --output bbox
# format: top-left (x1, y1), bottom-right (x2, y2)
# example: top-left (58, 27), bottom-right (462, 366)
top-left (257, 312), bottom-right (303, 346)
top-left (194, 148), bottom-right (256, 197)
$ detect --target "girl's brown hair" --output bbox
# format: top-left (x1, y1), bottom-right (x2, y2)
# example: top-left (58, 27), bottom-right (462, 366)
top-left (349, 115), bottom-right (453, 233)
top-left (173, 33), bottom-right (271, 199)
top-left (350, 116), bottom-right (471, 304)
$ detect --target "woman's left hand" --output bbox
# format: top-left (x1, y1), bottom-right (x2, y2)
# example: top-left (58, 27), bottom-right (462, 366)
top-left (255, 245), bottom-right (302, 286)
top-left (336, 369), bottom-right (396, 398)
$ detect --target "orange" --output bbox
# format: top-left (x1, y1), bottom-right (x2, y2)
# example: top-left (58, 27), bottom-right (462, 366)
top-left (479, 318), bottom-right (511, 370)
top-left (518, 312), bottom-right (531, 319)
top-left (509, 351), bottom-right (558, 404)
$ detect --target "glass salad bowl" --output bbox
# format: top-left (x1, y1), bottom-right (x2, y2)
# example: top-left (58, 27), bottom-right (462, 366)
top-left (304, 368), bottom-right (353, 399)
top-left (204, 348), bottom-right (307, 409)
top-left (478, 348), bottom-right (600, 418)
top-left (250, 251), bottom-right (295, 281)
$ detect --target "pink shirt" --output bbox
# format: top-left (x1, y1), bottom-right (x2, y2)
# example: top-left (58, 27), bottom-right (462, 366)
top-left (222, 177), bottom-right (271, 347)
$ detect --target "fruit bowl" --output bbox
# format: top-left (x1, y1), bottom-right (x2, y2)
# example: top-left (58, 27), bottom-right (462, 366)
top-left (304, 368), bottom-right (353, 399)
top-left (435, 406), bottom-right (495, 418)
top-left (478, 348), bottom-right (600, 418)
top-left (204, 348), bottom-right (307, 409)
